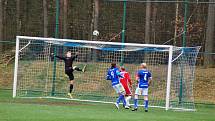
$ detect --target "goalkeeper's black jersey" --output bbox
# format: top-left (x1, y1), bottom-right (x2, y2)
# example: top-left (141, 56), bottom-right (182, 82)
top-left (55, 55), bottom-right (78, 70)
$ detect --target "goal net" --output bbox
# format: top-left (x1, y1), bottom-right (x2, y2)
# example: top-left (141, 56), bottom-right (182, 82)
top-left (13, 36), bottom-right (200, 111)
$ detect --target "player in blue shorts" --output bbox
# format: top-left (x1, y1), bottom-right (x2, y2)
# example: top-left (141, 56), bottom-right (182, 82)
top-left (132, 63), bottom-right (152, 112)
top-left (106, 62), bottom-right (127, 109)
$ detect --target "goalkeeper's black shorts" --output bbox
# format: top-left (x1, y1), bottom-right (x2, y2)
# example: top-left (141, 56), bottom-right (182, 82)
top-left (65, 68), bottom-right (74, 80)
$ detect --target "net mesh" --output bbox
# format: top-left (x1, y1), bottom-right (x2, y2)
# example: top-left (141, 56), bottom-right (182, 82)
top-left (15, 36), bottom-right (200, 110)
top-left (170, 47), bottom-right (200, 110)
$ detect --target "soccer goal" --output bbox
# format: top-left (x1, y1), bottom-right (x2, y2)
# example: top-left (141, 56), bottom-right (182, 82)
top-left (13, 36), bottom-right (200, 111)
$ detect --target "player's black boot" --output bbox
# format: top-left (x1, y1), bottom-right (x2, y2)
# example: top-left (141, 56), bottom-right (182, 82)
top-left (132, 108), bottom-right (138, 111)
top-left (145, 109), bottom-right (148, 112)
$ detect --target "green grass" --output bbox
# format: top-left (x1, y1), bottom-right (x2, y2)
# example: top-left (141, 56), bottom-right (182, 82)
top-left (0, 89), bottom-right (215, 121)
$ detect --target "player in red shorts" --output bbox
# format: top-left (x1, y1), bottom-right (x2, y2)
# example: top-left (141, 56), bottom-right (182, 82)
top-left (120, 66), bottom-right (132, 108)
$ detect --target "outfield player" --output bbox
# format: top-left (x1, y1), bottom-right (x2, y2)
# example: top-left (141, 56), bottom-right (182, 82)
top-left (53, 51), bottom-right (86, 98)
top-left (132, 63), bottom-right (152, 112)
top-left (106, 62), bottom-right (127, 109)
top-left (120, 66), bottom-right (132, 108)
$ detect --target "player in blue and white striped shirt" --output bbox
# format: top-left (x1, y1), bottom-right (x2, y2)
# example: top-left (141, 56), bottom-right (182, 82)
top-left (132, 63), bottom-right (152, 112)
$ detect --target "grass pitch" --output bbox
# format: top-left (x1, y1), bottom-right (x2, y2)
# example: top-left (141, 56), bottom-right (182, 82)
top-left (0, 89), bottom-right (214, 121)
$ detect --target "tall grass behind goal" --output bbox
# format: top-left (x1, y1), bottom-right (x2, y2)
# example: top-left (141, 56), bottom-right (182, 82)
top-left (13, 36), bottom-right (200, 111)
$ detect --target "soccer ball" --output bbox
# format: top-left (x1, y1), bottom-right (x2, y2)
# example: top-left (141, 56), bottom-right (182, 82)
top-left (93, 30), bottom-right (99, 36)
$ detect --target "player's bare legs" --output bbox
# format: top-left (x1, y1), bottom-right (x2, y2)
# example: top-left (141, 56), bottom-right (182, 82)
top-left (68, 80), bottom-right (74, 98)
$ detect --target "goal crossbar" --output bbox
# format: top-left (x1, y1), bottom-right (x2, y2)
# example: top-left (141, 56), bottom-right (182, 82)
top-left (17, 36), bottom-right (172, 48)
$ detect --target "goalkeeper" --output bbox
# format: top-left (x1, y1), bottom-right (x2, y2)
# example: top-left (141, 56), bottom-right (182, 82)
top-left (106, 62), bottom-right (127, 109)
top-left (132, 63), bottom-right (152, 112)
top-left (52, 51), bottom-right (86, 98)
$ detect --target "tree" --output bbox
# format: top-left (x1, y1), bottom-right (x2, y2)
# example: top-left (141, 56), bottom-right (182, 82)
top-left (91, 0), bottom-right (99, 61)
top-left (152, 3), bottom-right (157, 43)
top-left (91, 0), bottom-right (99, 41)
top-left (144, 0), bottom-right (151, 44)
top-left (173, 1), bottom-right (179, 46)
top-left (43, 0), bottom-right (48, 37)
top-left (63, 0), bottom-right (67, 38)
top-left (16, 0), bottom-right (21, 35)
top-left (204, 0), bottom-right (215, 66)
top-left (94, 0), bottom-right (99, 33)
top-left (0, 0), bottom-right (3, 53)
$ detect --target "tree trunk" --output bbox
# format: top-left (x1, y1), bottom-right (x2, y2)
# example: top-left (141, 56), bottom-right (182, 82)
top-left (90, 0), bottom-right (99, 61)
top-left (152, 3), bottom-right (157, 44)
top-left (173, 1), bottom-right (179, 46)
top-left (43, 0), bottom-right (48, 37)
top-left (16, 0), bottom-right (21, 35)
top-left (144, 0), bottom-right (151, 44)
top-left (0, 0), bottom-right (3, 53)
top-left (90, 2), bottom-right (94, 41)
top-left (144, 1), bottom-right (151, 63)
top-left (94, 0), bottom-right (99, 32)
top-left (59, 0), bottom-right (64, 38)
top-left (92, 0), bottom-right (99, 41)
top-left (63, 0), bottom-right (67, 38)
top-left (204, 0), bottom-right (215, 66)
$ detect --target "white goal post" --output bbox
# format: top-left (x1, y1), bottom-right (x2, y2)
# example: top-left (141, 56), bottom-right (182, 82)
top-left (13, 36), bottom-right (200, 111)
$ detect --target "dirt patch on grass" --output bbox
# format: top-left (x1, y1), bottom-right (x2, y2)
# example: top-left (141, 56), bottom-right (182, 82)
top-left (194, 67), bottom-right (215, 103)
